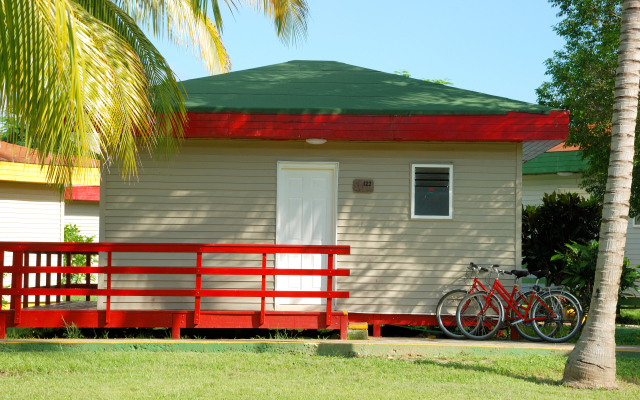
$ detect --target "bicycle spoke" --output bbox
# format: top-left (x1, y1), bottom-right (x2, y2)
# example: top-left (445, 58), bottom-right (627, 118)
top-left (531, 292), bottom-right (582, 343)
top-left (456, 291), bottom-right (504, 340)
top-left (436, 290), bottom-right (468, 339)
top-left (510, 290), bottom-right (543, 342)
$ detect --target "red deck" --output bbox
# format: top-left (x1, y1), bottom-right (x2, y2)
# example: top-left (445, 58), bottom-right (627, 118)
top-left (0, 242), bottom-right (438, 339)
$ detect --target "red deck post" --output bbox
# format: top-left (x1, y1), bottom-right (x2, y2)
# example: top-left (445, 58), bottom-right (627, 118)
top-left (65, 252), bottom-right (71, 302)
top-left (45, 253), bottom-right (52, 305)
top-left (510, 327), bottom-right (520, 341)
top-left (172, 314), bottom-right (182, 339)
top-left (22, 252), bottom-right (29, 309)
top-left (85, 254), bottom-right (91, 301)
top-left (0, 251), bottom-right (3, 311)
top-left (10, 255), bottom-right (17, 310)
top-left (35, 252), bottom-right (41, 306)
top-left (13, 251), bottom-right (23, 323)
top-left (340, 312), bottom-right (348, 340)
top-left (260, 253), bottom-right (266, 325)
top-left (373, 314), bottom-right (381, 337)
top-left (194, 252), bottom-right (202, 325)
top-left (106, 252), bottom-right (112, 324)
top-left (56, 251), bottom-right (62, 303)
top-left (326, 253), bottom-right (334, 326)
top-left (0, 313), bottom-right (5, 339)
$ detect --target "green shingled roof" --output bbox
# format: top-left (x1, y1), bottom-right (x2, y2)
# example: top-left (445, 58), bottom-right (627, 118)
top-left (181, 60), bottom-right (558, 115)
top-left (522, 151), bottom-right (589, 174)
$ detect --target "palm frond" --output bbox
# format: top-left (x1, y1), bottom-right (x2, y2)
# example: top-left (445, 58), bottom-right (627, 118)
top-left (117, 0), bottom-right (231, 75)
top-left (233, 0), bottom-right (309, 45)
top-left (0, 0), bottom-right (307, 191)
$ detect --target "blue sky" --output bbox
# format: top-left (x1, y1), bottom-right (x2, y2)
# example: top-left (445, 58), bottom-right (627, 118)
top-left (150, 0), bottom-right (565, 104)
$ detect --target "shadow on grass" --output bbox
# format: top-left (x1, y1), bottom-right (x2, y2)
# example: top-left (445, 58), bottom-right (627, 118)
top-left (412, 354), bottom-right (640, 387)
top-left (412, 357), bottom-right (562, 386)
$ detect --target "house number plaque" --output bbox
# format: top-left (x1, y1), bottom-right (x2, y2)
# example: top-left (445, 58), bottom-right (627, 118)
top-left (353, 179), bottom-right (374, 193)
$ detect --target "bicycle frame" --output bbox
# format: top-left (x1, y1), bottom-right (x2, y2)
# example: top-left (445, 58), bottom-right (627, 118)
top-left (466, 275), bottom-right (489, 295)
top-left (482, 278), bottom-right (557, 324)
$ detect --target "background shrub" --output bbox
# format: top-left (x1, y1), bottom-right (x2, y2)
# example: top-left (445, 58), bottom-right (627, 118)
top-left (551, 240), bottom-right (640, 313)
top-left (63, 224), bottom-right (97, 284)
top-left (522, 191), bottom-right (602, 285)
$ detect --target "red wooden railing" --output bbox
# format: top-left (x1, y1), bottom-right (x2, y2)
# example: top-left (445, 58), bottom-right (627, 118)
top-left (0, 242), bottom-right (350, 336)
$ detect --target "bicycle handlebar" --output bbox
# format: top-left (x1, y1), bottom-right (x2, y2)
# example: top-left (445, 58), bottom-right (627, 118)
top-left (467, 262), bottom-right (489, 272)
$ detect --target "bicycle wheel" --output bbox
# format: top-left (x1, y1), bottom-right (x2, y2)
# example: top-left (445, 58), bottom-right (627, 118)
top-left (530, 290), bottom-right (583, 343)
top-left (456, 291), bottom-right (504, 340)
top-left (436, 290), bottom-right (469, 339)
top-left (509, 290), bottom-right (543, 342)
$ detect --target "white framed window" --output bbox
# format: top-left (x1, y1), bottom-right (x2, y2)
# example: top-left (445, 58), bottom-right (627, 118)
top-left (411, 164), bottom-right (453, 219)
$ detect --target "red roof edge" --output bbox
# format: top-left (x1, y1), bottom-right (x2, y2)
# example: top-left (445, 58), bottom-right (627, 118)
top-left (65, 186), bottom-right (100, 202)
top-left (183, 110), bottom-right (569, 142)
top-left (0, 141), bottom-right (100, 167)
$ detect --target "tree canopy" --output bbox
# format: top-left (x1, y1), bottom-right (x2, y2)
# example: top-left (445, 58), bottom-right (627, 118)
top-left (536, 0), bottom-right (640, 215)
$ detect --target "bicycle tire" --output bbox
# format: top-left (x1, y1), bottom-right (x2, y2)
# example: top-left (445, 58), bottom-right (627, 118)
top-left (509, 290), bottom-right (543, 342)
top-left (456, 291), bottom-right (504, 340)
top-left (530, 290), bottom-right (583, 343)
top-left (436, 290), bottom-right (469, 339)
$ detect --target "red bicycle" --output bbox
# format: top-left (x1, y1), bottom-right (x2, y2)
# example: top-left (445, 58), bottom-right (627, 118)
top-left (435, 262), bottom-right (490, 339)
top-left (455, 266), bottom-right (583, 343)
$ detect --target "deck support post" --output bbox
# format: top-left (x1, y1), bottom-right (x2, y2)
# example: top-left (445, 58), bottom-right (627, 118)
top-left (194, 253), bottom-right (202, 326)
top-left (35, 252), bottom-right (41, 306)
top-left (65, 252), bottom-right (71, 302)
top-left (260, 253), bottom-right (266, 325)
top-left (106, 252), bottom-right (112, 324)
top-left (340, 312), bottom-right (348, 340)
top-left (23, 252), bottom-right (29, 309)
top-left (12, 251), bottom-right (23, 324)
top-left (373, 314), bottom-right (381, 337)
top-left (0, 251), bottom-right (3, 311)
top-left (0, 314), bottom-right (5, 339)
top-left (172, 314), bottom-right (183, 339)
top-left (510, 326), bottom-right (519, 341)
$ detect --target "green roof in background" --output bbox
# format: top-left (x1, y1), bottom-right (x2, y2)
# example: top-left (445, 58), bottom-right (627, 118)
top-left (522, 151), bottom-right (589, 174)
top-left (181, 60), bottom-right (559, 115)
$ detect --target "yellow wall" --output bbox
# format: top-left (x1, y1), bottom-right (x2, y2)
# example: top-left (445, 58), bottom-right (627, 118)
top-left (0, 161), bottom-right (100, 186)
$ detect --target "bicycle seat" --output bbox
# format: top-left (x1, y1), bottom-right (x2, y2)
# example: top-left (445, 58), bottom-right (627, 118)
top-left (510, 270), bottom-right (530, 279)
top-left (528, 269), bottom-right (549, 279)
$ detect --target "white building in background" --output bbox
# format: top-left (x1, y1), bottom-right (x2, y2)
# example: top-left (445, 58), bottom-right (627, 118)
top-left (1, 141), bottom-right (100, 296)
top-left (522, 143), bottom-right (640, 267)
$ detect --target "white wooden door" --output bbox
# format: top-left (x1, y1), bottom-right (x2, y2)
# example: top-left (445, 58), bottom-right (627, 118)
top-left (276, 163), bottom-right (337, 305)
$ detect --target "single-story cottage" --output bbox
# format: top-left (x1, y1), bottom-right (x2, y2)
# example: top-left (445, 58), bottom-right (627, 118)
top-left (97, 60), bottom-right (568, 329)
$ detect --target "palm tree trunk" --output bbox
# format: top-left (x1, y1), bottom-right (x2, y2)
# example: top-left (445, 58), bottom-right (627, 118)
top-left (563, 0), bottom-right (640, 389)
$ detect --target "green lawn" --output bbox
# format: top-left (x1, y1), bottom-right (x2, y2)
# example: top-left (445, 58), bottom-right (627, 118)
top-left (0, 352), bottom-right (638, 399)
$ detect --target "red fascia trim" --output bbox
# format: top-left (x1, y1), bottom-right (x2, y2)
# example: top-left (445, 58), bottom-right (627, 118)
top-left (0, 310), bottom-right (348, 330)
top-left (65, 186), bottom-right (100, 202)
top-left (183, 110), bottom-right (569, 142)
top-left (0, 310), bottom-right (426, 331)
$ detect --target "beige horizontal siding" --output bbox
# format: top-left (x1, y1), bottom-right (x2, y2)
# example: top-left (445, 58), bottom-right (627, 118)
top-left (101, 140), bottom-right (519, 314)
